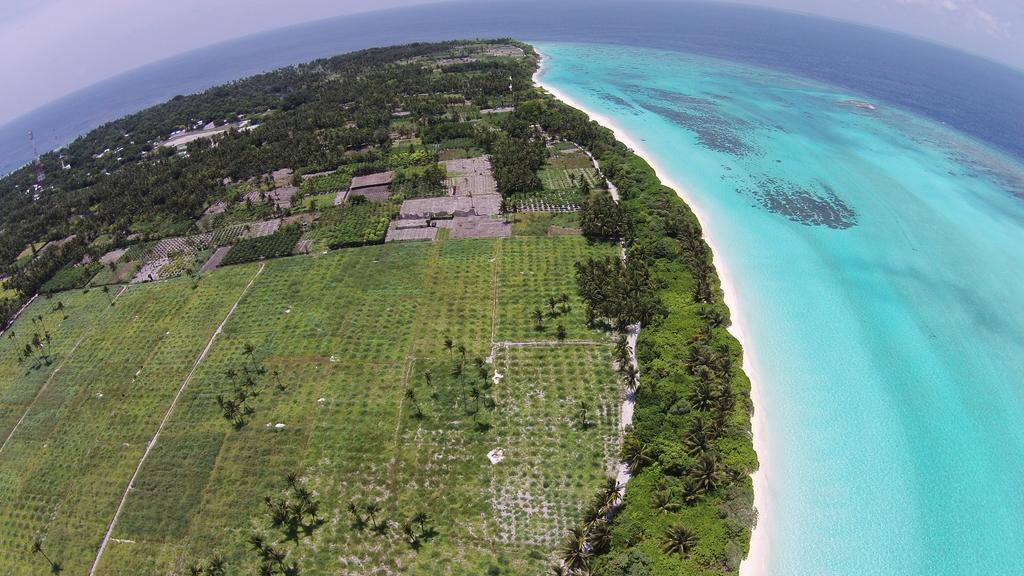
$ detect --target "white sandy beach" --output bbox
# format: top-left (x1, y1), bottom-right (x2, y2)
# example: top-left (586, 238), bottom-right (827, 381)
top-left (534, 52), bottom-right (771, 576)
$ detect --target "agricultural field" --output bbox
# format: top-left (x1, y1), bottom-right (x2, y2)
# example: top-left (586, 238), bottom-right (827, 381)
top-left (40, 263), bottom-right (101, 293)
top-left (221, 226), bottom-right (303, 266)
top-left (0, 236), bottom-right (621, 575)
top-left (299, 172), bottom-right (352, 196)
top-left (509, 146), bottom-right (604, 213)
top-left (304, 201), bottom-right (397, 250)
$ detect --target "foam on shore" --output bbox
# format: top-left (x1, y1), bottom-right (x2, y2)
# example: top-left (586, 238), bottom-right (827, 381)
top-left (533, 51), bottom-right (770, 576)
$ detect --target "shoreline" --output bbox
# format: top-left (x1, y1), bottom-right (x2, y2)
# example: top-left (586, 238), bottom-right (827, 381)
top-left (533, 51), bottom-right (771, 576)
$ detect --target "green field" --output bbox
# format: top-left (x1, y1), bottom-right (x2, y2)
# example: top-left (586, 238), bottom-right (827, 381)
top-left (0, 236), bottom-right (620, 575)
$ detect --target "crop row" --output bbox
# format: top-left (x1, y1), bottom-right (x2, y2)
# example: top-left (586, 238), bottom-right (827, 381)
top-left (221, 225), bottom-right (302, 266)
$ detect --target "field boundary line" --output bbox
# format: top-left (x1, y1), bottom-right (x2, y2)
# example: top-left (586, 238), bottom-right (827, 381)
top-left (88, 263), bottom-right (266, 576)
top-left (1, 287), bottom-right (128, 455)
top-left (0, 333), bottom-right (88, 455)
top-left (492, 339), bottom-right (609, 347)
top-left (0, 294), bottom-right (39, 337)
top-left (490, 239), bottom-right (502, 344)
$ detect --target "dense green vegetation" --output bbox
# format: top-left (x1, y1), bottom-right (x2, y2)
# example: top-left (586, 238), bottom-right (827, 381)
top-left (221, 225), bottom-right (302, 266)
top-left (514, 85), bottom-right (757, 575)
top-left (305, 201), bottom-right (396, 249)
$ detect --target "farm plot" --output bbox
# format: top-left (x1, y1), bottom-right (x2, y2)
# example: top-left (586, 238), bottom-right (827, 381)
top-left (494, 236), bottom-right (615, 343)
top-left (220, 225), bottom-right (302, 266)
top-left (0, 266), bottom-right (259, 574)
top-left (304, 201), bottom-right (396, 250)
top-left (0, 236), bottom-right (623, 576)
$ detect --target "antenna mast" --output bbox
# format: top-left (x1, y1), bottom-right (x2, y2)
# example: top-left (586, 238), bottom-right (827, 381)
top-left (28, 131), bottom-right (45, 184)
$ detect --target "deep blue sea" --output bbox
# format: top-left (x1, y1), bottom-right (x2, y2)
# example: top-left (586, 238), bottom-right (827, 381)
top-left (3, 2), bottom-right (1024, 574)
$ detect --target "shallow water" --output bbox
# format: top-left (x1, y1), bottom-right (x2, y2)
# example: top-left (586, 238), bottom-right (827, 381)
top-left (537, 41), bottom-right (1024, 575)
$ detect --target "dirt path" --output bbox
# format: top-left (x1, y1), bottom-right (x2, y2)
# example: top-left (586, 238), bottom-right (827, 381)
top-left (578, 140), bottom-right (638, 497)
top-left (88, 263), bottom-right (265, 576)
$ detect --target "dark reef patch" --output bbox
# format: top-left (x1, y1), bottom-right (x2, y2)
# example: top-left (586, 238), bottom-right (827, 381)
top-left (597, 91), bottom-right (638, 113)
top-left (620, 84), bottom-right (758, 156)
top-left (639, 101), bottom-right (754, 157)
top-left (741, 177), bottom-right (858, 228)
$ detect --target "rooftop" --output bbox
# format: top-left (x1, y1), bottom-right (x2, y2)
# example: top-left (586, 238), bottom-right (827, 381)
top-left (350, 171), bottom-right (395, 189)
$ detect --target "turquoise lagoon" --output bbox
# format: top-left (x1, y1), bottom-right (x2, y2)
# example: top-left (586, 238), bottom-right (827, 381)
top-left (536, 42), bottom-right (1024, 575)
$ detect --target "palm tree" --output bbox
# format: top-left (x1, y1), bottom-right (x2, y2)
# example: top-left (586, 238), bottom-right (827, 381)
top-left (469, 385), bottom-right (481, 415)
top-left (653, 484), bottom-right (681, 513)
top-left (688, 375), bottom-right (717, 412)
top-left (588, 519), bottom-right (612, 555)
top-left (347, 501), bottom-right (365, 528)
top-left (456, 343), bottom-right (467, 363)
top-left (577, 401), bottom-right (589, 430)
top-left (685, 416), bottom-right (713, 456)
top-left (101, 285), bottom-right (114, 305)
top-left (556, 324), bottom-right (567, 341)
top-left (363, 502), bottom-right (380, 531)
top-left (597, 477), bottom-right (622, 516)
top-left (691, 451), bottom-right (722, 494)
top-left (207, 553), bottom-right (227, 576)
top-left (547, 295), bottom-right (558, 315)
top-left (185, 268), bottom-right (199, 289)
top-left (532, 307), bottom-right (544, 330)
top-left (31, 537), bottom-right (59, 572)
top-left (423, 369), bottom-right (435, 399)
top-left (443, 335), bottom-right (454, 357)
top-left (402, 521), bottom-right (420, 548)
top-left (614, 335), bottom-right (630, 370)
top-left (560, 525), bottom-right (590, 573)
top-left (243, 342), bottom-right (258, 371)
top-left (622, 435), bottom-right (653, 474)
top-left (405, 387), bottom-right (422, 418)
top-left (412, 511), bottom-right (429, 535)
top-left (661, 523), bottom-right (698, 558)
top-left (623, 363), bottom-right (639, 391)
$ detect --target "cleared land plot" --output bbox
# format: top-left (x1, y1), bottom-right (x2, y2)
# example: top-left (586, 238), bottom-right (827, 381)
top-left (443, 156), bottom-right (498, 197)
top-left (385, 224), bottom-right (437, 243)
top-left (0, 237), bottom-right (617, 575)
top-left (199, 246), bottom-right (232, 273)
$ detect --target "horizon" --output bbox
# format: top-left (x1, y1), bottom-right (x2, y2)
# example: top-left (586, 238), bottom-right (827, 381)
top-left (2, 0), bottom-right (1023, 128)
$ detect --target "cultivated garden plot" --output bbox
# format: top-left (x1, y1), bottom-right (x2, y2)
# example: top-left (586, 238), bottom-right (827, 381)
top-left (494, 237), bottom-right (616, 343)
top-left (0, 236), bottom-right (626, 575)
top-left (0, 267), bottom-right (257, 574)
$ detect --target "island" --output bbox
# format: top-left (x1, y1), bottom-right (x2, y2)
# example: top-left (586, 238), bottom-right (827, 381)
top-left (0, 40), bottom-right (755, 575)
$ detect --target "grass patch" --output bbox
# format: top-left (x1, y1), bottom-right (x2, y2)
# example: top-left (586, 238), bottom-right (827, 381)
top-left (511, 212), bottom-right (581, 236)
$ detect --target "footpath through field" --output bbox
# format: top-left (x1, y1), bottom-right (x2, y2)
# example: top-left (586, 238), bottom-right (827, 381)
top-left (88, 263), bottom-right (266, 575)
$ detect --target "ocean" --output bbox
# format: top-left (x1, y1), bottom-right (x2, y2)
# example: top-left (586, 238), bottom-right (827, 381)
top-left (3, 2), bottom-right (1024, 574)
top-left (537, 42), bottom-right (1024, 575)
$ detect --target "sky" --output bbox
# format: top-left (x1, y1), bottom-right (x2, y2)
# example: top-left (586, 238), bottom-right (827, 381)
top-left (0, 0), bottom-right (1021, 125)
